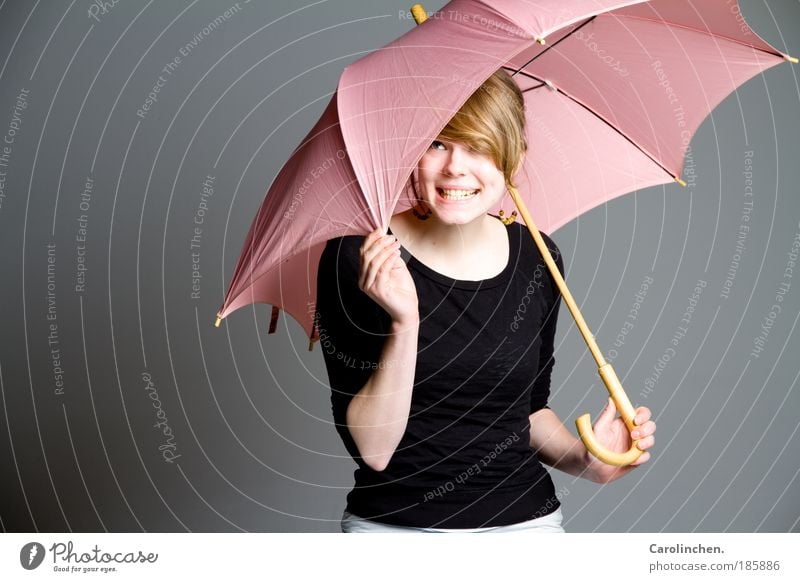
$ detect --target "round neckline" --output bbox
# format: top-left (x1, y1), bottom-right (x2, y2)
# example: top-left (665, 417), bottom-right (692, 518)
top-left (388, 215), bottom-right (517, 290)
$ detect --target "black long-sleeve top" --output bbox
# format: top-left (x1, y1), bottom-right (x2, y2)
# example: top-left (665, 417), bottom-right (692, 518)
top-left (315, 217), bottom-right (565, 528)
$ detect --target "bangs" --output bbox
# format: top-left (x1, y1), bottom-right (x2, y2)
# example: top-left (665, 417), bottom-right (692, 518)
top-left (435, 69), bottom-right (527, 184)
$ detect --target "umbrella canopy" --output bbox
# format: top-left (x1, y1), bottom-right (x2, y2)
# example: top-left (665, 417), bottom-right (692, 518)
top-left (216, 0), bottom-right (794, 345)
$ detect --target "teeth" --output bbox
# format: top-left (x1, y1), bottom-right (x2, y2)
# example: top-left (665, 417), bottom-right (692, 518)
top-left (440, 188), bottom-right (479, 200)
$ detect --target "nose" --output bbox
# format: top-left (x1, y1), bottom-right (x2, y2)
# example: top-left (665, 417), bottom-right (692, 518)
top-left (443, 145), bottom-right (467, 176)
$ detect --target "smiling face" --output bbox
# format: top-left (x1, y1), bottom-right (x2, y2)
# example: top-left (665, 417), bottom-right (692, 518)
top-left (416, 138), bottom-right (508, 226)
top-left (407, 69), bottom-right (527, 227)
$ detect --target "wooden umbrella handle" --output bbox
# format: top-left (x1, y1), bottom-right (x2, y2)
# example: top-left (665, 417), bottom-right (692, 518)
top-left (507, 185), bottom-right (643, 467)
top-left (577, 365), bottom-right (644, 466)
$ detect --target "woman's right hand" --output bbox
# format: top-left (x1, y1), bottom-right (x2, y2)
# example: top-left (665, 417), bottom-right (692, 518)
top-left (359, 228), bottom-right (419, 325)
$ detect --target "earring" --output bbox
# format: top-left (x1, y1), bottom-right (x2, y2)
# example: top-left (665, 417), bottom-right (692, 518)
top-left (498, 205), bottom-right (517, 225)
top-left (411, 198), bottom-right (432, 220)
top-left (498, 189), bottom-right (517, 225)
top-left (498, 209), bottom-right (517, 225)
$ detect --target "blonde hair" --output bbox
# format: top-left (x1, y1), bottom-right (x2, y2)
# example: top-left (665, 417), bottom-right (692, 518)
top-left (437, 69), bottom-right (527, 188)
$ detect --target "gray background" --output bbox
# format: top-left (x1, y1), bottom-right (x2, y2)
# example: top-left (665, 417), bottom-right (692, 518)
top-left (0, 0), bottom-right (798, 533)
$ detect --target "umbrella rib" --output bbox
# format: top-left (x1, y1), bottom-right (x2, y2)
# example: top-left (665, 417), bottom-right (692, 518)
top-left (502, 68), bottom-right (546, 93)
top-left (614, 13), bottom-right (789, 60)
top-left (524, 79), bottom-right (679, 182)
top-left (503, 9), bottom-right (789, 184)
top-left (520, 80), bottom-right (545, 93)
top-left (508, 16), bottom-right (597, 77)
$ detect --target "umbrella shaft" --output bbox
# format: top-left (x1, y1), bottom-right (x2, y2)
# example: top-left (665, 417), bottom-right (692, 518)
top-left (507, 185), bottom-right (607, 368)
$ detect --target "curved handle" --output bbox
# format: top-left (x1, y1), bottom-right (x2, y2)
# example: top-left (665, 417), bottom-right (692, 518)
top-left (576, 363), bottom-right (643, 467)
top-left (576, 415), bottom-right (643, 467)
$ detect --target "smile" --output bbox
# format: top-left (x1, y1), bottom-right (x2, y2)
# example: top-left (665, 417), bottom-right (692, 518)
top-left (436, 187), bottom-right (480, 201)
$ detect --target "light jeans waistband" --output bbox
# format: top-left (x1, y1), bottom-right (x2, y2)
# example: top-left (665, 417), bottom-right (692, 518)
top-left (341, 506), bottom-right (565, 533)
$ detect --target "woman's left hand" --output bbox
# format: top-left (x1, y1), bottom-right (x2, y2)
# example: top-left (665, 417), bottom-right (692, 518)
top-left (582, 397), bottom-right (656, 484)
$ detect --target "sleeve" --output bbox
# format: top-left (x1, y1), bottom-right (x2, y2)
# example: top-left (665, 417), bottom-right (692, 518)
top-left (315, 236), bottom-right (391, 462)
top-left (529, 232), bottom-right (565, 414)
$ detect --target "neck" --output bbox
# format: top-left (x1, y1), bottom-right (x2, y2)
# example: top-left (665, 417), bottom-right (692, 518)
top-left (403, 213), bottom-right (497, 257)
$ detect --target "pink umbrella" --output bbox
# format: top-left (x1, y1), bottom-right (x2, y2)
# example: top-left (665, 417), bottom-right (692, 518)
top-left (215, 0), bottom-right (795, 465)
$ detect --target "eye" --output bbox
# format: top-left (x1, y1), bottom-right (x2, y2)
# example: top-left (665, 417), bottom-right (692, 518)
top-left (429, 140), bottom-right (446, 150)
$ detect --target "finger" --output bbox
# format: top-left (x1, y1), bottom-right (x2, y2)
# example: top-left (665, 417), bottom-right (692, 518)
top-left (375, 248), bottom-right (403, 283)
top-left (360, 235), bottom-right (397, 288)
top-left (596, 397), bottom-right (616, 426)
top-left (361, 230), bottom-right (393, 258)
top-left (359, 231), bottom-right (382, 286)
top-left (630, 420), bottom-right (655, 439)
top-left (632, 451), bottom-right (651, 465)
top-left (364, 240), bottom-right (401, 290)
top-left (364, 240), bottom-right (400, 290)
top-left (374, 248), bottom-right (405, 291)
top-left (365, 233), bottom-right (396, 260)
top-left (360, 237), bottom-right (386, 289)
top-left (633, 407), bottom-right (651, 426)
top-left (635, 435), bottom-right (655, 450)
top-left (360, 228), bottom-right (383, 254)
top-left (594, 396), bottom-right (617, 429)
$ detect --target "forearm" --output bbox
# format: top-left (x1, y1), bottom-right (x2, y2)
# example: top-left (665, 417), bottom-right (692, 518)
top-left (528, 407), bottom-right (593, 481)
top-left (346, 317), bottom-right (419, 471)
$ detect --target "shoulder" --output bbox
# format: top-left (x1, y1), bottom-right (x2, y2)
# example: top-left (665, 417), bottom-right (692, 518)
top-left (512, 222), bottom-right (564, 275)
top-left (319, 235), bottom-right (365, 276)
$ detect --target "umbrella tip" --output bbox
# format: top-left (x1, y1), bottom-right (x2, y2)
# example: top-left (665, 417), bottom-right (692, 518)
top-left (535, 37), bottom-right (546, 45)
top-left (786, 55), bottom-right (799, 64)
top-left (411, 4), bottom-right (427, 25)
top-left (675, 177), bottom-right (687, 188)
top-left (214, 315), bottom-right (222, 327)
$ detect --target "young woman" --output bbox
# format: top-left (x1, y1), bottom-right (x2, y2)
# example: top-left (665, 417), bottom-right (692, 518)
top-left (315, 69), bottom-right (656, 533)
